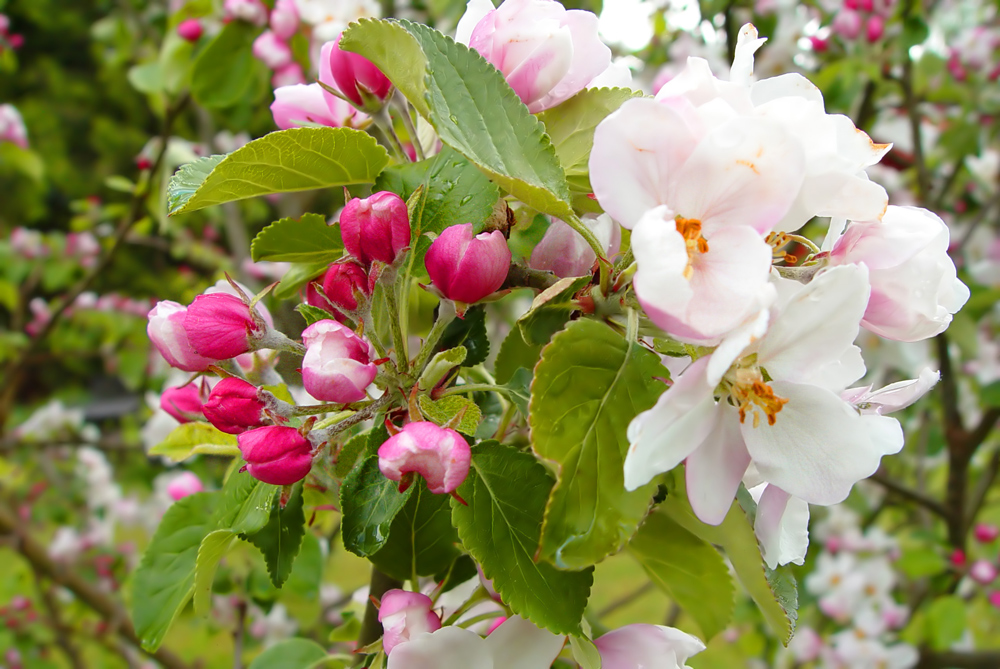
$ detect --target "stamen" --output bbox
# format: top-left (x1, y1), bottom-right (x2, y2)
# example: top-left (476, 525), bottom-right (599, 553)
top-left (675, 217), bottom-right (709, 280)
top-left (730, 368), bottom-right (789, 427)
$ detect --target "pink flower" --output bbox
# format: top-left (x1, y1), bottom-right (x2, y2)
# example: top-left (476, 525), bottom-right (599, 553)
top-left (301, 320), bottom-right (377, 403)
top-left (202, 377), bottom-right (267, 435)
top-left (378, 590), bottom-right (442, 655)
top-left (176, 18), bottom-right (203, 42)
top-left (975, 523), bottom-right (999, 543)
top-left (970, 560), bottom-right (998, 585)
top-left (147, 300), bottom-right (214, 372)
top-left (0, 104), bottom-right (28, 150)
top-left (833, 9), bottom-right (862, 40)
top-left (866, 15), bottom-right (885, 42)
top-left (270, 0), bottom-right (300, 40)
top-left (340, 192), bottom-right (411, 266)
top-left (272, 62), bottom-right (306, 87)
top-left (594, 624), bottom-right (706, 669)
top-left (223, 0), bottom-right (268, 25)
top-left (160, 383), bottom-right (208, 423)
top-left (320, 261), bottom-right (370, 313)
top-left (183, 293), bottom-right (264, 360)
top-left (253, 31), bottom-right (293, 70)
top-left (989, 591), bottom-right (1000, 608)
top-left (270, 83), bottom-right (363, 129)
top-left (237, 426), bottom-right (313, 485)
top-left (425, 224), bottom-right (510, 305)
top-left (829, 206), bottom-right (970, 342)
top-left (455, 0), bottom-right (612, 112)
top-left (320, 35), bottom-right (392, 110)
top-left (528, 213), bottom-right (620, 278)
top-left (166, 472), bottom-right (204, 501)
top-left (377, 422), bottom-right (471, 495)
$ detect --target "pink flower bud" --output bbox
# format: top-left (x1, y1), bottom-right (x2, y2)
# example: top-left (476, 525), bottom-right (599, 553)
top-left (160, 383), bottom-right (207, 423)
top-left (301, 320), bottom-right (377, 403)
top-left (486, 616), bottom-right (507, 635)
top-left (829, 206), bottom-right (969, 342)
top-left (809, 35), bottom-right (829, 52)
top-left (320, 261), bottom-right (370, 312)
top-left (183, 293), bottom-right (263, 360)
top-left (975, 523), bottom-right (999, 543)
top-left (223, 0), bottom-right (268, 26)
top-left (594, 624), bottom-right (706, 669)
top-left (237, 425), bottom-right (313, 485)
top-left (990, 591), bottom-right (1000, 608)
top-left (202, 377), bottom-right (267, 435)
top-left (272, 62), bottom-right (306, 88)
top-left (377, 422), bottom-right (471, 495)
top-left (425, 224), bottom-right (510, 305)
top-left (270, 0), bottom-right (300, 40)
top-left (176, 19), bottom-right (203, 42)
top-left (147, 300), bottom-right (214, 372)
top-left (378, 589), bottom-right (442, 655)
top-left (865, 15), bottom-right (884, 42)
top-left (456, 0), bottom-right (612, 113)
top-left (340, 192), bottom-right (411, 266)
top-left (950, 548), bottom-right (967, 568)
top-left (166, 472), bottom-right (204, 501)
top-left (253, 31), bottom-right (293, 70)
top-left (271, 83), bottom-right (363, 130)
top-left (833, 9), bottom-right (862, 40)
top-left (971, 560), bottom-right (998, 585)
top-left (529, 213), bottom-right (620, 278)
top-left (320, 35), bottom-right (392, 109)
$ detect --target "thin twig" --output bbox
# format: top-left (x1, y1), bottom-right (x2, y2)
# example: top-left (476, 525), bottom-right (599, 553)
top-left (869, 470), bottom-right (949, 519)
top-left (32, 568), bottom-right (85, 669)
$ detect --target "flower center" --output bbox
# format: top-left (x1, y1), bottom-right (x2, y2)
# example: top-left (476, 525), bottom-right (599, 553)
top-left (675, 217), bottom-right (709, 280)
top-left (729, 367), bottom-right (789, 428)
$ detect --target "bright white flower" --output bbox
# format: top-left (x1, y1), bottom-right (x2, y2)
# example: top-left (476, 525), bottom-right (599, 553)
top-left (385, 616), bottom-right (564, 669)
top-left (830, 630), bottom-right (918, 669)
top-left (594, 623), bottom-right (705, 668)
top-left (625, 265), bottom-right (904, 524)
top-left (295, 0), bottom-right (379, 42)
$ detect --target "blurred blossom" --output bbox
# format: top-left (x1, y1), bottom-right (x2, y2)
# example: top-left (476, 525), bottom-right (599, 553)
top-left (223, 0), bottom-right (268, 25)
top-left (296, 0), bottom-right (380, 42)
top-left (249, 603), bottom-right (298, 647)
top-left (598, 0), bottom-right (655, 52)
top-left (0, 104), bottom-right (28, 149)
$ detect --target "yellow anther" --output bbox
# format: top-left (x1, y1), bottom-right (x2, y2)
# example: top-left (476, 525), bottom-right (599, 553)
top-left (675, 217), bottom-right (709, 280)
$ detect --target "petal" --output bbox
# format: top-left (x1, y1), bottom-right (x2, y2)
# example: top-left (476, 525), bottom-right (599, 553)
top-left (505, 26), bottom-right (574, 109)
top-left (671, 117), bottom-right (805, 235)
top-left (455, 0), bottom-right (495, 45)
top-left (750, 73), bottom-right (824, 105)
top-left (386, 626), bottom-right (491, 669)
top-left (706, 307), bottom-right (770, 387)
top-left (757, 264), bottom-right (870, 391)
top-left (848, 367), bottom-right (940, 415)
top-left (484, 616), bottom-right (565, 669)
top-left (590, 98), bottom-right (698, 229)
top-left (752, 484), bottom-right (810, 569)
top-left (729, 23), bottom-right (767, 86)
top-left (624, 357), bottom-right (716, 490)
top-left (685, 409), bottom-right (750, 525)
top-left (742, 380), bottom-right (903, 505)
top-left (530, 8), bottom-right (612, 111)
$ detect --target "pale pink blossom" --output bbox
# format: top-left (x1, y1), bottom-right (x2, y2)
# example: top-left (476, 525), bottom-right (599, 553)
top-left (253, 31), bottom-right (293, 70)
top-left (378, 422), bottom-right (471, 495)
top-left (529, 213), bottom-right (620, 278)
top-left (223, 0), bottom-right (267, 25)
top-left (970, 560), bottom-right (998, 585)
top-left (270, 0), bottom-right (300, 39)
top-left (147, 301), bottom-right (214, 372)
top-left (456, 0), bottom-right (612, 113)
top-left (166, 472), bottom-right (204, 500)
top-left (272, 62), bottom-right (307, 88)
top-left (748, 483), bottom-right (810, 569)
top-left (270, 83), bottom-right (365, 130)
top-left (378, 590), bottom-right (442, 655)
top-left (594, 624), bottom-right (705, 669)
top-left (301, 320), bottom-right (377, 403)
top-left (0, 104), bottom-right (28, 149)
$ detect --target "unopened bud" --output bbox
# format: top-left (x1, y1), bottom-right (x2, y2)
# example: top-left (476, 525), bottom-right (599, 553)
top-left (321, 261), bottom-right (371, 312)
top-left (378, 589), bottom-right (441, 655)
top-left (970, 560), bottom-right (998, 585)
top-left (202, 377), bottom-right (267, 434)
top-left (237, 425), bottom-right (313, 485)
top-left (183, 293), bottom-right (263, 360)
top-left (160, 383), bottom-right (207, 423)
top-left (166, 471), bottom-right (204, 500)
top-left (975, 523), bottom-right (999, 543)
top-left (301, 320), bottom-right (377, 403)
top-left (320, 34), bottom-right (392, 110)
top-left (377, 422), bottom-right (471, 495)
top-left (425, 224), bottom-right (510, 305)
top-left (176, 18), bottom-right (203, 42)
top-left (340, 191), bottom-right (411, 266)
top-left (147, 301), bottom-right (214, 372)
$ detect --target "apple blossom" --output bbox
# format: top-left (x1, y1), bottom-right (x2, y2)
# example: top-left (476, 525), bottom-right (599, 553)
top-left (528, 213), bottom-right (620, 278)
top-left (272, 62), bottom-right (307, 88)
top-left (340, 192), bottom-right (411, 266)
top-left (223, 0), bottom-right (268, 26)
top-left (271, 83), bottom-right (365, 130)
top-left (975, 523), bottom-right (999, 543)
top-left (320, 261), bottom-right (370, 313)
top-left (296, 0), bottom-right (379, 42)
top-left (378, 422), bottom-right (471, 494)
top-left (748, 483), bottom-right (810, 569)
top-left (378, 590), bottom-right (442, 655)
top-left (828, 206), bottom-right (970, 341)
top-left (176, 18), bottom-right (203, 42)
top-left (0, 104), bottom-right (28, 149)
top-left (320, 35), bottom-right (392, 110)
top-left (425, 224), bottom-right (511, 305)
top-left (202, 377), bottom-right (268, 435)
top-left (970, 560), bottom-right (998, 585)
top-left (183, 293), bottom-right (263, 360)
top-left (594, 624), bottom-right (706, 669)
top-left (160, 383), bottom-right (207, 424)
top-left (252, 31), bottom-right (293, 70)
top-left (270, 0), bottom-right (299, 40)
top-left (165, 472), bottom-right (204, 501)
top-left (455, 0), bottom-right (612, 113)
top-left (147, 301), bottom-right (214, 372)
top-left (237, 426), bottom-right (314, 485)
top-left (301, 320), bottom-right (377, 403)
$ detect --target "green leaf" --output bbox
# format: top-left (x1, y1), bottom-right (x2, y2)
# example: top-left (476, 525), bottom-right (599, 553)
top-left (371, 480), bottom-right (462, 582)
top-left (658, 485), bottom-right (797, 644)
top-left (149, 422), bottom-right (240, 462)
top-left (193, 529), bottom-right (237, 616)
top-left (418, 394), bottom-right (481, 436)
top-left (190, 21), bottom-right (259, 109)
top-left (128, 61), bottom-right (163, 95)
top-left (335, 430), bottom-right (371, 478)
top-left (340, 455), bottom-right (414, 557)
top-left (629, 513), bottom-right (734, 640)
top-left (275, 261), bottom-right (329, 300)
top-left (168, 127), bottom-right (390, 215)
top-left (537, 87), bottom-right (643, 191)
top-left (503, 367), bottom-right (532, 418)
top-left (451, 443), bottom-right (593, 635)
top-left (532, 318), bottom-right (666, 569)
top-left (927, 596), bottom-right (966, 650)
top-left (132, 493), bottom-right (218, 651)
top-left (516, 275), bottom-right (589, 346)
top-left (439, 305), bottom-right (489, 367)
top-left (341, 19), bottom-right (574, 219)
top-left (217, 472), bottom-right (278, 535)
top-left (569, 636), bottom-right (602, 669)
top-left (247, 639), bottom-right (330, 669)
top-left (244, 482), bottom-right (307, 588)
top-left (296, 303), bottom-right (334, 326)
top-left (375, 147), bottom-right (500, 237)
top-left (251, 213), bottom-right (344, 263)
top-left (417, 345), bottom-right (468, 391)
top-left (495, 328), bottom-right (542, 385)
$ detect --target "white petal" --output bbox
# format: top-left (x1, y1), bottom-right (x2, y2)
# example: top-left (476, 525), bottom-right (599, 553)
top-left (750, 73), bottom-right (823, 105)
top-left (707, 307), bottom-right (770, 386)
top-left (484, 616), bottom-right (565, 669)
top-left (757, 264), bottom-right (870, 391)
top-left (624, 357), bottom-right (717, 490)
top-left (848, 367), bottom-right (940, 415)
top-left (455, 0), bottom-right (495, 45)
top-left (742, 380), bottom-right (902, 505)
top-left (590, 98), bottom-right (698, 229)
top-left (386, 626), bottom-right (491, 669)
top-left (753, 484), bottom-right (810, 569)
top-left (730, 23), bottom-right (766, 85)
top-left (685, 409), bottom-right (750, 525)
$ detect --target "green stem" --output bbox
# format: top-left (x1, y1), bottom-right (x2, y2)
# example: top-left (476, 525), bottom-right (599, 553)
top-left (442, 586), bottom-right (492, 627)
top-left (457, 611), bottom-right (506, 629)
top-left (383, 278), bottom-right (410, 372)
top-left (394, 96), bottom-right (425, 161)
top-left (374, 106), bottom-right (409, 163)
top-left (439, 383), bottom-right (506, 397)
top-left (412, 301), bottom-right (456, 376)
top-left (493, 401), bottom-right (517, 441)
